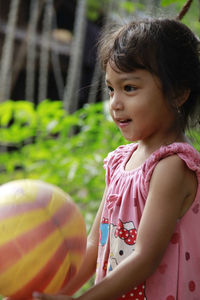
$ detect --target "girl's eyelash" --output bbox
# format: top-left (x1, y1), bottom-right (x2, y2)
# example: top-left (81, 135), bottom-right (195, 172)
top-left (106, 86), bottom-right (114, 93)
top-left (105, 85), bottom-right (136, 94)
top-left (124, 85), bottom-right (136, 92)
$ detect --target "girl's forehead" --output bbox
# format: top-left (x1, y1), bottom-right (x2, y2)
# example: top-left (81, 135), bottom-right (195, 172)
top-left (106, 63), bottom-right (150, 82)
top-left (106, 69), bottom-right (142, 84)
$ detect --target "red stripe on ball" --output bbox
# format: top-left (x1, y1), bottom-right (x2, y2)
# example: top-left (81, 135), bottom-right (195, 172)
top-left (0, 188), bottom-right (52, 220)
top-left (10, 239), bottom-right (72, 300)
top-left (0, 204), bottom-right (75, 273)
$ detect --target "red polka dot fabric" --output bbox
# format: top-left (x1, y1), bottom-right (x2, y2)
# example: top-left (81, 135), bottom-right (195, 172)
top-left (118, 284), bottom-right (146, 300)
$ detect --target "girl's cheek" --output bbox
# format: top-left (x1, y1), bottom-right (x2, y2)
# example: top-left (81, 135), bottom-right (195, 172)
top-left (109, 106), bottom-right (114, 118)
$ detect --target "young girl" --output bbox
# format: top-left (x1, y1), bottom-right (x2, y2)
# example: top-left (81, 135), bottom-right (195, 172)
top-left (33, 18), bottom-right (200, 300)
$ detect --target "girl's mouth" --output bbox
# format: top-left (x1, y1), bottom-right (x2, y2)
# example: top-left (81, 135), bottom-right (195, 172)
top-left (117, 119), bottom-right (132, 127)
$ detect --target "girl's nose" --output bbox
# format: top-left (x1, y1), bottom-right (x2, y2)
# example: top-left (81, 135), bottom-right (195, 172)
top-left (110, 93), bottom-right (123, 110)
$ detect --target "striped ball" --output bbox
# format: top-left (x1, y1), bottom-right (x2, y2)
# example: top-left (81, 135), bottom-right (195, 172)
top-left (0, 179), bottom-right (87, 299)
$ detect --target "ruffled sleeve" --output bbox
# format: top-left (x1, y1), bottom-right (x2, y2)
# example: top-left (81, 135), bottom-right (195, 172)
top-left (142, 143), bottom-right (200, 198)
top-left (104, 143), bottom-right (137, 186)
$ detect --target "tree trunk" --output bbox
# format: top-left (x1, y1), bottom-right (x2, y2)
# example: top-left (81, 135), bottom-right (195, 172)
top-left (38, 0), bottom-right (53, 103)
top-left (50, 16), bottom-right (65, 100)
top-left (26, 0), bottom-right (45, 102)
top-left (63, 0), bottom-right (87, 113)
top-left (0, 0), bottom-right (20, 102)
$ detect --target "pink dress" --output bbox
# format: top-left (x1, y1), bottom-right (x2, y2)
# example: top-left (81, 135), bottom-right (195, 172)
top-left (95, 142), bottom-right (200, 300)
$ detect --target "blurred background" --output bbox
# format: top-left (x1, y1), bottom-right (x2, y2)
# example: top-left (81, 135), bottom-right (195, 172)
top-left (0, 0), bottom-right (199, 110)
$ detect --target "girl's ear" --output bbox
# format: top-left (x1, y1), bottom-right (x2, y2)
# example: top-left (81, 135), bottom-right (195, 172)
top-left (177, 88), bottom-right (191, 107)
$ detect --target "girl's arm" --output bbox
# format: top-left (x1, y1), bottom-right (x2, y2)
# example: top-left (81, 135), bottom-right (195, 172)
top-left (34, 155), bottom-right (197, 300)
top-left (59, 188), bottom-right (107, 296)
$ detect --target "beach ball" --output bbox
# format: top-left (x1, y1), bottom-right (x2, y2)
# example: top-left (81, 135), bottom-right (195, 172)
top-left (0, 179), bottom-right (87, 299)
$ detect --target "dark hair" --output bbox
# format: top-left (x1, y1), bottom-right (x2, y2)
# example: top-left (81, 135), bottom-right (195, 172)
top-left (98, 18), bottom-right (200, 130)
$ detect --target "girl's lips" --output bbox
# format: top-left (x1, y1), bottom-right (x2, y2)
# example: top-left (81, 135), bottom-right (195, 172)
top-left (116, 119), bottom-right (132, 127)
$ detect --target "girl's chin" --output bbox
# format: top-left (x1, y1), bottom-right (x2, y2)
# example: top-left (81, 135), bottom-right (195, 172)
top-left (120, 133), bottom-right (138, 142)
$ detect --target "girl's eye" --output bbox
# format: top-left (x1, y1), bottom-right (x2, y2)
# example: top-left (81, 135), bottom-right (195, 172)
top-left (107, 86), bottom-right (114, 94)
top-left (124, 85), bottom-right (136, 92)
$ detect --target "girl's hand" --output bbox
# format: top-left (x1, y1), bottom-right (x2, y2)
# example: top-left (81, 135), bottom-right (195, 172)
top-left (32, 292), bottom-right (74, 300)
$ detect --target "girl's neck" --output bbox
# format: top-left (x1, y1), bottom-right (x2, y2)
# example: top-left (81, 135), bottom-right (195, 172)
top-left (125, 132), bottom-right (188, 172)
top-left (137, 130), bottom-right (188, 155)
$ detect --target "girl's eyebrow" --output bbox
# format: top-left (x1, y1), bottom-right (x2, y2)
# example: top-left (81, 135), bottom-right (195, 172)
top-left (105, 74), bottom-right (141, 84)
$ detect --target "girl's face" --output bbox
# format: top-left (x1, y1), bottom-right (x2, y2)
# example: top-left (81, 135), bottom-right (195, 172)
top-left (106, 63), bottom-right (177, 144)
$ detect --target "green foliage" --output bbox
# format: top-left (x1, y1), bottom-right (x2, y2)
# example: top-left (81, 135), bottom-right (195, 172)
top-left (87, 0), bottom-right (109, 21)
top-left (119, 1), bottom-right (135, 14)
top-left (161, 0), bottom-right (185, 7)
top-left (87, 0), bottom-right (200, 37)
top-left (188, 129), bottom-right (200, 152)
top-left (119, 1), bottom-right (145, 14)
top-left (0, 100), bottom-right (126, 230)
top-left (87, 0), bottom-right (145, 21)
top-left (160, 0), bottom-right (200, 35)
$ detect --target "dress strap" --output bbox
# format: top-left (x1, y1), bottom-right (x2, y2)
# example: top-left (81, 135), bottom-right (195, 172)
top-left (142, 142), bottom-right (200, 198)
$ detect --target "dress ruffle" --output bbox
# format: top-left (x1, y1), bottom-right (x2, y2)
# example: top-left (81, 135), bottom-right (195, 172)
top-left (104, 142), bottom-right (200, 201)
top-left (104, 144), bottom-right (137, 185)
top-left (143, 143), bottom-right (200, 197)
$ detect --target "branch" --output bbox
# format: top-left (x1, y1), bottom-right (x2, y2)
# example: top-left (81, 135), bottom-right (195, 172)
top-left (176, 0), bottom-right (193, 20)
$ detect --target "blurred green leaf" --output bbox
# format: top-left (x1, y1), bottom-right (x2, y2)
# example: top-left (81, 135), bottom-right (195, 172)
top-left (120, 1), bottom-right (135, 13)
top-left (161, 0), bottom-right (185, 6)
